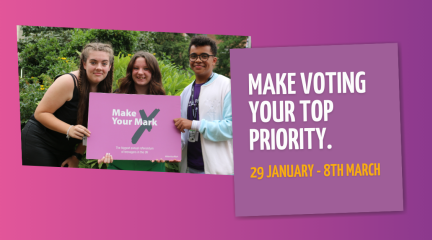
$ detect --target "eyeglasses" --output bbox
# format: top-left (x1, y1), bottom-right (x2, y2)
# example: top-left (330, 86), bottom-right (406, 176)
top-left (189, 53), bottom-right (214, 62)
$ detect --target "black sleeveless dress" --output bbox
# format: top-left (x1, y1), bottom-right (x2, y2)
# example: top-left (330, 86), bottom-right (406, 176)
top-left (21, 73), bottom-right (81, 167)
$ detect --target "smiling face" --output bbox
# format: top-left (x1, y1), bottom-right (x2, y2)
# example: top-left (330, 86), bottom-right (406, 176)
top-left (189, 45), bottom-right (217, 79)
top-left (132, 57), bottom-right (152, 87)
top-left (83, 50), bottom-right (111, 85)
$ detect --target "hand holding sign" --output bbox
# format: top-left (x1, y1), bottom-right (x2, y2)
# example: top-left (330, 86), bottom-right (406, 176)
top-left (173, 118), bottom-right (192, 133)
top-left (68, 125), bottom-right (91, 140)
top-left (97, 153), bottom-right (114, 164)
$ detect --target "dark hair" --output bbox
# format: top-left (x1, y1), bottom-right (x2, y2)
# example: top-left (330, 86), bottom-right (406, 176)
top-left (77, 42), bottom-right (114, 127)
top-left (117, 51), bottom-right (165, 95)
top-left (188, 35), bottom-right (217, 56)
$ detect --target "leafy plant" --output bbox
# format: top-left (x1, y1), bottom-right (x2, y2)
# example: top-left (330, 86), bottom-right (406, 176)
top-left (84, 29), bottom-right (140, 56)
top-left (78, 153), bottom-right (108, 169)
top-left (46, 57), bottom-right (79, 79)
top-left (18, 26), bottom-right (74, 53)
top-left (151, 32), bottom-right (190, 69)
top-left (134, 31), bottom-right (156, 53)
top-left (61, 28), bottom-right (90, 59)
top-left (18, 26), bottom-right (140, 79)
top-left (214, 35), bottom-right (248, 77)
top-left (165, 162), bottom-right (179, 172)
top-left (21, 26), bottom-right (72, 37)
top-left (19, 37), bottom-right (63, 78)
top-left (38, 73), bottom-right (54, 88)
top-left (112, 53), bottom-right (132, 90)
top-left (19, 75), bottom-right (53, 127)
top-left (159, 59), bottom-right (194, 95)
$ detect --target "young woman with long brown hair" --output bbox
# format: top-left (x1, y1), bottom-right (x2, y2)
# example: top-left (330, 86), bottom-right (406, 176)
top-left (108, 51), bottom-right (167, 171)
top-left (22, 42), bottom-right (115, 167)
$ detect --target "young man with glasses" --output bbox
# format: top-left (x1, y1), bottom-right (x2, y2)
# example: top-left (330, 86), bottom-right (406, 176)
top-left (173, 35), bottom-right (233, 175)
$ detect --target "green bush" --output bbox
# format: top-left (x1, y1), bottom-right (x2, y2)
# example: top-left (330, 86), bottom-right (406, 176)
top-left (18, 27), bottom-right (140, 79)
top-left (159, 58), bottom-right (194, 96)
top-left (214, 35), bottom-right (248, 77)
top-left (46, 57), bottom-right (79, 79)
top-left (61, 28), bottom-right (89, 59)
top-left (134, 31), bottom-right (156, 53)
top-left (151, 32), bottom-right (190, 70)
top-left (20, 26), bottom-right (72, 37)
top-left (84, 29), bottom-right (140, 56)
top-left (18, 26), bottom-right (73, 53)
top-left (18, 57), bottom-right (78, 127)
top-left (18, 27), bottom-right (78, 78)
top-left (17, 27), bottom-right (200, 172)
top-left (19, 74), bottom-right (53, 126)
top-left (112, 53), bottom-right (132, 90)
top-left (79, 154), bottom-right (108, 169)
top-left (165, 161), bottom-right (179, 172)
top-left (19, 37), bottom-right (63, 78)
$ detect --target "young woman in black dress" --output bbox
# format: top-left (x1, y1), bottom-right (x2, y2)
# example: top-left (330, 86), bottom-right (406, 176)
top-left (22, 42), bottom-right (115, 167)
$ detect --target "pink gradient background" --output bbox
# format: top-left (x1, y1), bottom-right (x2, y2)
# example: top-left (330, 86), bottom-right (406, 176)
top-left (1, 0), bottom-right (431, 239)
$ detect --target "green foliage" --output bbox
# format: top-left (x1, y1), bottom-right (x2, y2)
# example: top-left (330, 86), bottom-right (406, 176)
top-left (38, 73), bottom-right (54, 87)
top-left (18, 27), bottom-right (77, 78)
top-left (19, 37), bottom-right (63, 78)
top-left (84, 29), bottom-right (140, 56)
top-left (21, 26), bottom-right (72, 36)
top-left (18, 26), bottom-right (73, 53)
top-left (78, 153), bottom-right (108, 169)
top-left (159, 58), bottom-right (195, 96)
top-left (214, 35), bottom-right (248, 77)
top-left (113, 53), bottom-right (132, 89)
top-left (61, 28), bottom-right (90, 59)
top-left (63, 28), bottom-right (139, 57)
top-left (18, 27), bottom-right (140, 79)
top-left (46, 57), bottom-right (79, 79)
top-left (19, 75), bottom-right (53, 126)
top-left (134, 31), bottom-right (156, 53)
top-left (151, 32), bottom-right (190, 69)
top-left (165, 162), bottom-right (179, 172)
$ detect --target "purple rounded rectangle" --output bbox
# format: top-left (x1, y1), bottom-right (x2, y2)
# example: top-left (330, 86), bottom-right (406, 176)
top-left (231, 43), bottom-right (403, 216)
top-left (86, 93), bottom-right (181, 161)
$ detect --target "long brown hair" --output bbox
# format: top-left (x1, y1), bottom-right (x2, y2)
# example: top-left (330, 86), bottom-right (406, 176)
top-left (117, 51), bottom-right (165, 95)
top-left (77, 42), bottom-right (114, 127)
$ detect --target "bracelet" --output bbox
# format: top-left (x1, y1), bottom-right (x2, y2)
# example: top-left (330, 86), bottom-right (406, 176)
top-left (66, 125), bottom-right (74, 140)
top-left (72, 152), bottom-right (83, 161)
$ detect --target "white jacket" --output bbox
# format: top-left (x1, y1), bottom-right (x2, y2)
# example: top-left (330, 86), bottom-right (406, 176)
top-left (179, 73), bottom-right (234, 175)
